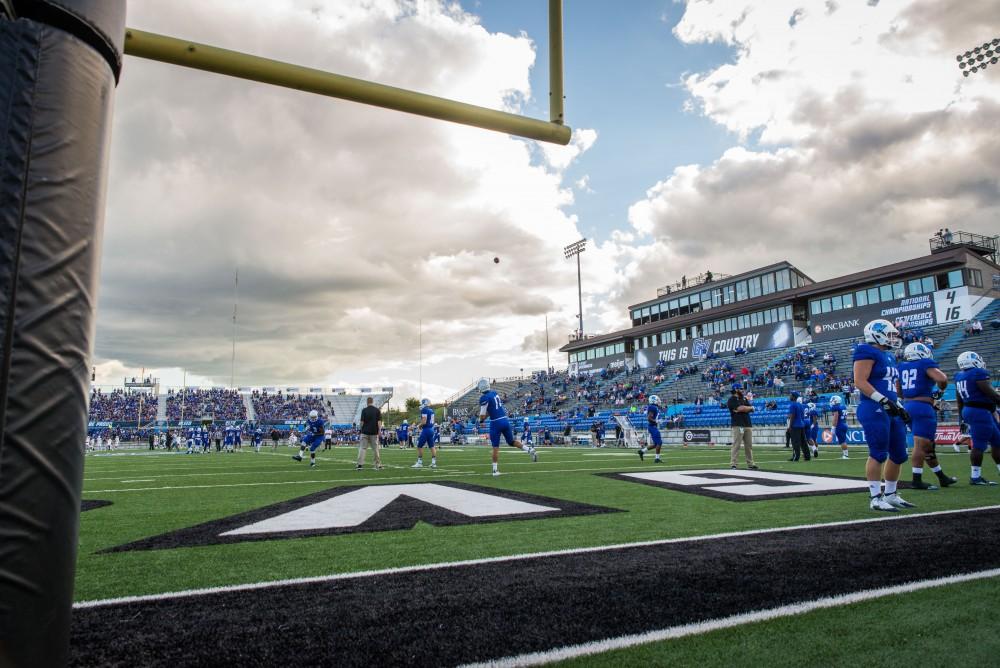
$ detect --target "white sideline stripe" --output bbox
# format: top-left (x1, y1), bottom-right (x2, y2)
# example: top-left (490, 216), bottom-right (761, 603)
top-left (82, 456), bottom-right (835, 493)
top-left (461, 568), bottom-right (1000, 668)
top-left (72, 504), bottom-right (1000, 609)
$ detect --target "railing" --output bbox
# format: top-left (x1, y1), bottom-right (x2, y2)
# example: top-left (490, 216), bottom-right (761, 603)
top-left (929, 229), bottom-right (998, 260)
top-left (656, 271), bottom-right (731, 297)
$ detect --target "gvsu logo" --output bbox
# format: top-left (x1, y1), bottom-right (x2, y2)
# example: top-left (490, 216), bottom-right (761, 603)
top-left (691, 338), bottom-right (711, 358)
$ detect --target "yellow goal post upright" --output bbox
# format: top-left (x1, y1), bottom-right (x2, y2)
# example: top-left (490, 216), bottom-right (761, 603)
top-left (123, 1), bottom-right (571, 145)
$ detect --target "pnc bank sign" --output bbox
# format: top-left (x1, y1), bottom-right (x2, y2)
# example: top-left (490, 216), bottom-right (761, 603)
top-left (813, 318), bottom-right (860, 335)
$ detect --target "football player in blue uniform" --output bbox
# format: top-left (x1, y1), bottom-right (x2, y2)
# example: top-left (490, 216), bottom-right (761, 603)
top-left (476, 378), bottom-right (537, 476)
top-left (637, 395), bottom-right (663, 463)
top-left (292, 409), bottom-right (324, 468)
top-left (853, 319), bottom-right (914, 511)
top-left (253, 426), bottom-right (264, 453)
top-left (397, 420), bottom-right (409, 449)
top-left (806, 402), bottom-right (820, 458)
top-left (522, 418), bottom-right (533, 445)
top-left (786, 392), bottom-right (809, 461)
top-left (829, 395), bottom-right (849, 459)
top-left (900, 342), bottom-right (956, 490)
top-left (954, 351), bottom-right (1000, 485)
top-left (412, 399), bottom-right (438, 469)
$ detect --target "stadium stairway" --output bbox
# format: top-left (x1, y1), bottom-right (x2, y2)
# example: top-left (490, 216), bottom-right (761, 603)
top-left (934, 300), bottom-right (1000, 363)
top-left (242, 394), bottom-right (256, 421)
top-left (156, 394), bottom-right (167, 422)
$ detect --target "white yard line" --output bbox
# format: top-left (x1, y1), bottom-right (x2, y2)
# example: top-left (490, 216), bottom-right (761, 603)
top-left (81, 457), bottom-right (830, 493)
top-left (73, 504), bottom-right (1000, 609)
top-left (460, 568), bottom-right (1000, 668)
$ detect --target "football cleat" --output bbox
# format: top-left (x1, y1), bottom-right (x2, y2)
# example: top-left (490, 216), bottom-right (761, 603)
top-left (355, 464), bottom-right (363, 471)
top-left (531, 448), bottom-right (538, 463)
top-left (748, 465), bottom-right (759, 470)
top-left (910, 479), bottom-right (938, 491)
top-left (970, 477), bottom-right (997, 486)
top-left (870, 494), bottom-right (898, 512)
top-left (430, 462), bottom-right (437, 469)
top-left (654, 456), bottom-right (662, 463)
top-left (292, 454), bottom-right (302, 462)
top-left (884, 492), bottom-right (915, 508)
top-left (492, 469), bottom-right (500, 477)
top-left (411, 461), bottom-right (423, 468)
top-left (937, 473), bottom-right (957, 487)
top-left (309, 462), bottom-right (317, 469)
top-left (842, 452), bottom-right (849, 459)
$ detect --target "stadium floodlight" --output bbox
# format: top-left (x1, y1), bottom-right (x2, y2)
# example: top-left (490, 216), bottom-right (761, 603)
top-left (564, 238), bottom-right (587, 338)
top-left (957, 37), bottom-right (1000, 77)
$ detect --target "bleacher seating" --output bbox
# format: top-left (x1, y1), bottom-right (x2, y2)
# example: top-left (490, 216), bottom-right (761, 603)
top-left (251, 390), bottom-right (327, 422)
top-left (88, 389), bottom-right (158, 423)
top-left (164, 388), bottom-right (247, 421)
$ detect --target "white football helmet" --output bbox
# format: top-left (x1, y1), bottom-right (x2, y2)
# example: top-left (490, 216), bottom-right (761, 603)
top-left (807, 402), bottom-right (816, 410)
top-left (420, 398), bottom-right (430, 407)
top-left (649, 395), bottom-right (660, 405)
top-left (402, 419), bottom-right (408, 424)
top-left (829, 395), bottom-right (842, 406)
top-left (957, 351), bottom-right (986, 370)
top-left (903, 342), bottom-right (933, 361)
top-left (308, 409), bottom-right (318, 419)
top-left (477, 377), bottom-right (490, 393)
top-left (863, 319), bottom-right (901, 349)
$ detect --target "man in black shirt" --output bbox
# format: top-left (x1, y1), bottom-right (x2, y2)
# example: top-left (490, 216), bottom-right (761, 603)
top-left (356, 397), bottom-right (383, 470)
top-left (727, 385), bottom-right (758, 470)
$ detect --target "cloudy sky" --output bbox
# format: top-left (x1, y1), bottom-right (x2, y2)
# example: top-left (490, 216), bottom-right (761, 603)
top-left (94, 0), bottom-right (1000, 403)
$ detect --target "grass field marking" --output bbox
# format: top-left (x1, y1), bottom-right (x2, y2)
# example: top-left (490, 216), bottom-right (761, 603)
top-left (72, 504), bottom-right (1000, 609)
top-left (462, 566), bottom-right (1000, 668)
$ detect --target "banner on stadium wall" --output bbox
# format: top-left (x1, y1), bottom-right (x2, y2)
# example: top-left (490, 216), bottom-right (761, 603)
top-left (933, 425), bottom-right (963, 445)
top-left (809, 287), bottom-right (969, 343)
top-left (820, 428), bottom-right (867, 444)
top-left (635, 321), bottom-right (793, 369)
top-left (331, 387), bottom-right (345, 393)
top-left (238, 387), bottom-right (251, 391)
top-left (309, 387), bottom-right (323, 393)
top-left (682, 429), bottom-right (712, 444)
top-left (381, 387), bottom-right (394, 392)
top-left (264, 387), bottom-right (277, 392)
top-left (286, 387), bottom-right (300, 392)
top-left (569, 354), bottom-right (629, 375)
top-left (359, 387), bottom-right (372, 392)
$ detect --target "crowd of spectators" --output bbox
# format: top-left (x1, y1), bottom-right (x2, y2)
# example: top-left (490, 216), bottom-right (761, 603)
top-left (165, 388), bottom-right (246, 421)
top-left (251, 390), bottom-right (327, 422)
top-left (88, 389), bottom-right (157, 422)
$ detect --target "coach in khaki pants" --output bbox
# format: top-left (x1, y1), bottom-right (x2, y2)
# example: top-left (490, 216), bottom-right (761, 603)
top-left (357, 397), bottom-right (383, 470)
top-left (727, 385), bottom-right (758, 470)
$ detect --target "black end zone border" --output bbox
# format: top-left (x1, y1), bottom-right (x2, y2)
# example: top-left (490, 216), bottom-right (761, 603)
top-left (104, 481), bottom-right (621, 553)
top-left (81, 500), bottom-right (112, 512)
top-left (71, 508), bottom-right (1000, 667)
top-left (600, 469), bottom-right (871, 502)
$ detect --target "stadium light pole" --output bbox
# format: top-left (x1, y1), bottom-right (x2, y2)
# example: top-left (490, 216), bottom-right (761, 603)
top-left (957, 37), bottom-right (1000, 77)
top-left (564, 239), bottom-right (587, 339)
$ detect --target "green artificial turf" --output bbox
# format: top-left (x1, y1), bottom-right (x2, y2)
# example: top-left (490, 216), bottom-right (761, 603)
top-left (76, 443), bottom-right (997, 603)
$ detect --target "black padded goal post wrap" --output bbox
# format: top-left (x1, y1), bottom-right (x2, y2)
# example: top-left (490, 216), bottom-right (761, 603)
top-left (0, 2), bottom-right (123, 666)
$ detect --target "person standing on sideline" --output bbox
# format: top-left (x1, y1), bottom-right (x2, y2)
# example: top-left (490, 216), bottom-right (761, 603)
top-left (786, 391), bottom-right (810, 462)
top-left (357, 396), bottom-right (383, 470)
top-left (411, 398), bottom-right (439, 469)
top-left (727, 385), bottom-right (757, 470)
top-left (829, 395), bottom-right (849, 459)
top-left (954, 351), bottom-right (1000, 485)
top-left (853, 319), bottom-right (914, 511)
top-left (899, 342), bottom-right (957, 489)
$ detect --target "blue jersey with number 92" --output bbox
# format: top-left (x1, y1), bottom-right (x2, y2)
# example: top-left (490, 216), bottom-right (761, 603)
top-left (899, 358), bottom-right (940, 399)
